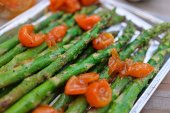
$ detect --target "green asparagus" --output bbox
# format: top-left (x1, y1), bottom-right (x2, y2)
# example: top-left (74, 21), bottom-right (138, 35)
top-left (53, 93), bottom-right (74, 110)
top-left (4, 20), bottom-right (134, 113)
top-left (107, 33), bottom-right (170, 113)
top-left (34, 12), bottom-right (64, 32)
top-left (0, 10), bottom-right (124, 112)
top-left (65, 96), bottom-right (88, 113)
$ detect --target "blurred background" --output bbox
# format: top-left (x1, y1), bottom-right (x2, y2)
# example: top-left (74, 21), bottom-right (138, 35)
top-left (117, 0), bottom-right (170, 21)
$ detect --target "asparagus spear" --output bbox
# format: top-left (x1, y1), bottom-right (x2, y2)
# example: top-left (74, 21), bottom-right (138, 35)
top-left (4, 10), bottom-right (115, 113)
top-left (52, 93), bottom-right (74, 110)
top-left (65, 96), bottom-right (88, 113)
top-left (34, 12), bottom-right (64, 32)
top-left (107, 33), bottom-right (170, 113)
top-left (4, 20), bottom-right (134, 113)
top-left (0, 12), bottom-right (63, 56)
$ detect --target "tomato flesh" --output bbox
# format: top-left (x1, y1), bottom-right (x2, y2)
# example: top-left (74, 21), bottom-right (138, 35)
top-left (75, 14), bottom-right (101, 31)
top-left (126, 62), bottom-right (154, 78)
top-left (92, 32), bottom-right (114, 50)
top-left (32, 105), bottom-right (58, 113)
top-left (18, 24), bottom-right (46, 47)
top-left (86, 79), bottom-right (112, 108)
top-left (65, 76), bottom-right (88, 95)
top-left (78, 72), bottom-right (99, 84)
top-left (65, 72), bottom-right (99, 95)
top-left (46, 25), bottom-right (67, 47)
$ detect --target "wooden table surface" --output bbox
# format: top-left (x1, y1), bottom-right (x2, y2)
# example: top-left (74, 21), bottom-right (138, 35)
top-left (117, 0), bottom-right (170, 113)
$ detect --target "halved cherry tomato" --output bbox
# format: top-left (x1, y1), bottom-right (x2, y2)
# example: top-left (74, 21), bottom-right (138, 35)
top-left (46, 25), bottom-right (67, 47)
top-left (18, 24), bottom-right (46, 47)
top-left (49, 0), bottom-right (65, 12)
top-left (86, 79), bottom-right (112, 108)
top-left (80, 0), bottom-right (98, 6)
top-left (75, 14), bottom-right (101, 31)
top-left (125, 62), bottom-right (154, 78)
top-left (65, 72), bottom-right (99, 95)
top-left (65, 76), bottom-right (88, 95)
top-left (32, 105), bottom-right (58, 113)
top-left (92, 32), bottom-right (114, 50)
top-left (61, 0), bottom-right (81, 13)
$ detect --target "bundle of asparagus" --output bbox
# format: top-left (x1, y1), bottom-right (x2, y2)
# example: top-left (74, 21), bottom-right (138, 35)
top-left (107, 33), bottom-right (170, 113)
top-left (0, 2), bottom-right (169, 113)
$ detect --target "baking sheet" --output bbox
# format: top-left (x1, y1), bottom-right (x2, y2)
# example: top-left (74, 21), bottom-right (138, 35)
top-left (0, 0), bottom-right (170, 113)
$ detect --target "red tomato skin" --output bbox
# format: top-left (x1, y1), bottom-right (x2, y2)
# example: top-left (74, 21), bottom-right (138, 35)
top-left (65, 76), bottom-right (88, 95)
top-left (18, 24), bottom-right (45, 47)
top-left (49, 0), bottom-right (65, 12)
top-left (32, 105), bottom-right (58, 113)
top-left (59, 0), bottom-right (81, 13)
top-left (127, 62), bottom-right (154, 78)
top-left (46, 25), bottom-right (67, 47)
top-left (75, 14), bottom-right (101, 31)
top-left (80, 0), bottom-right (98, 6)
top-left (92, 32), bottom-right (114, 50)
top-left (86, 79), bottom-right (112, 108)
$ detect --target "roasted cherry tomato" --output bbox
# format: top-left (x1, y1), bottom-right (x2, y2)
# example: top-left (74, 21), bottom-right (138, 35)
top-left (126, 62), bottom-right (154, 78)
top-left (61, 0), bottom-right (81, 13)
top-left (18, 24), bottom-right (46, 47)
top-left (32, 105), bottom-right (58, 113)
top-left (49, 0), bottom-right (65, 12)
top-left (80, 0), bottom-right (98, 6)
top-left (65, 72), bottom-right (99, 95)
top-left (46, 25), bottom-right (67, 47)
top-left (75, 14), bottom-right (101, 31)
top-left (92, 32), bottom-right (114, 50)
top-left (86, 79), bottom-right (112, 108)
top-left (65, 76), bottom-right (88, 95)
top-left (108, 49), bottom-right (154, 78)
